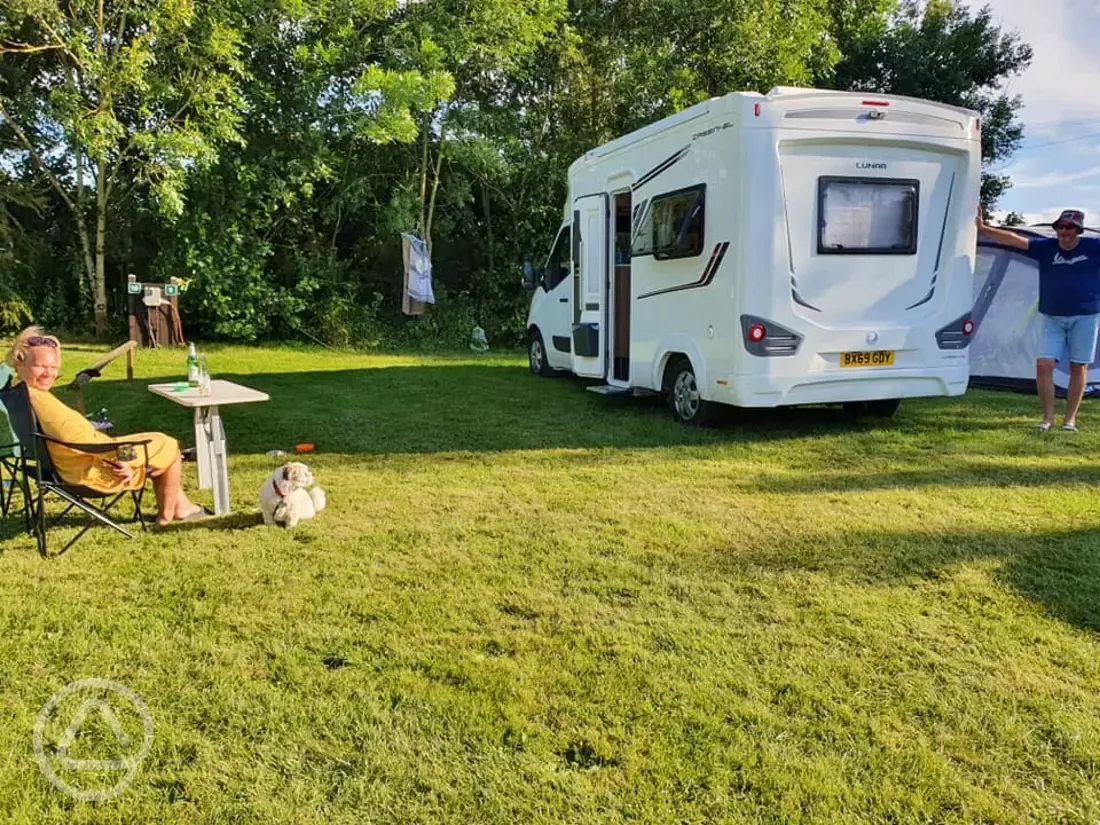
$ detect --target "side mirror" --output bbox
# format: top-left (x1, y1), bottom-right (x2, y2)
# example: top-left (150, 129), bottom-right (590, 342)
top-left (522, 262), bottom-right (537, 290)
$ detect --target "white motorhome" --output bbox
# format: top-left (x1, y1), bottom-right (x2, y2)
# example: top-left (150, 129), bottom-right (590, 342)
top-left (523, 86), bottom-right (982, 424)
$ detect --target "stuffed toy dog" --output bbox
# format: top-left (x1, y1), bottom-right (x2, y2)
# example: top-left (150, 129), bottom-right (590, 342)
top-left (259, 462), bottom-right (326, 528)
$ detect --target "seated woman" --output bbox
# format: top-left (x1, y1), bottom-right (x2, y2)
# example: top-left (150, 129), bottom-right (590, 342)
top-left (7, 326), bottom-right (209, 526)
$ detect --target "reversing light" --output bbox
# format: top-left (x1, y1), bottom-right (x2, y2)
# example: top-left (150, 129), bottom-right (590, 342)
top-left (962, 319), bottom-right (975, 336)
top-left (748, 323), bottom-right (766, 343)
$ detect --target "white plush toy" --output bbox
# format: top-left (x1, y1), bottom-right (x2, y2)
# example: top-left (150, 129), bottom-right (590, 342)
top-left (259, 462), bottom-right (326, 528)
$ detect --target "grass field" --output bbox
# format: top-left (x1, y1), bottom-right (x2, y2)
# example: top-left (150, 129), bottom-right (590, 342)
top-left (1, 344), bottom-right (1098, 824)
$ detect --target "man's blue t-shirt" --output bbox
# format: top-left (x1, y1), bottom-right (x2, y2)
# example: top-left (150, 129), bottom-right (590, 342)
top-left (1026, 237), bottom-right (1100, 316)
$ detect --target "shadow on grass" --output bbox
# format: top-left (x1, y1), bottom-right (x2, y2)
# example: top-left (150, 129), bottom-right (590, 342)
top-left (706, 525), bottom-right (1100, 634)
top-left (72, 364), bottom-right (1047, 458)
top-left (154, 511), bottom-right (262, 533)
top-left (748, 464), bottom-right (1100, 493)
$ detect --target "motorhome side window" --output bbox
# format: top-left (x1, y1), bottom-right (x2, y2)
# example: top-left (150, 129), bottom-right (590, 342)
top-left (631, 185), bottom-right (705, 260)
top-left (817, 177), bottom-right (919, 255)
top-left (544, 226), bottom-right (571, 289)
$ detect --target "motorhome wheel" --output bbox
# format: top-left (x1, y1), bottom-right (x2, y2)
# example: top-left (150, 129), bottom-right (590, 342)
top-left (665, 358), bottom-right (720, 426)
top-left (867, 398), bottom-right (901, 418)
top-left (528, 329), bottom-right (554, 377)
top-left (844, 398), bottom-right (901, 418)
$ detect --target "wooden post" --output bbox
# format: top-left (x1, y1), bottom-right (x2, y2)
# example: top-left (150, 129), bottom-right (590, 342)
top-left (67, 341), bottom-right (138, 413)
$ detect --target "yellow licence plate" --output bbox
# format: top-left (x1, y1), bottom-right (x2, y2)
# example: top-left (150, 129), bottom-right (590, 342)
top-left (840, 350), bottom-right (895, 368)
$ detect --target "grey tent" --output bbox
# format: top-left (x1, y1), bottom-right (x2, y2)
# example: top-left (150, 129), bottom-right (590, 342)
top-left (971, 224), bottom-right (1100, 397)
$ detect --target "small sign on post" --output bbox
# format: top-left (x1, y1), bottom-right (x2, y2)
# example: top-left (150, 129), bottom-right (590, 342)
top-left (127, 274), bottom-right (185, 348)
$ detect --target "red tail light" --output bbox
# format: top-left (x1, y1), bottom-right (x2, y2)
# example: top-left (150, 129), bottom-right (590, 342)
top-left (962, 319), bottom-right (975, 336)
top-left (748, 323), bottom-right (766, 343)
top-left (754, 103), bottom-right (761, 117)
top-left (862, 100), bottom-right (889, 107)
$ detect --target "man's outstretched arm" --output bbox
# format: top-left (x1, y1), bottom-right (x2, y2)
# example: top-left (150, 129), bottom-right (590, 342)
top-left (976, 207), bottom-right (1031, 251)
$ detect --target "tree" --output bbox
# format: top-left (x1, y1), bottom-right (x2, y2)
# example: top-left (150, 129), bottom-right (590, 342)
top-left (831, 0), bottom-right (1032, 213)
top-left (1001, 211), bottom-right (1026, 227)
top-left (0, 0), bottom-right (246, 335)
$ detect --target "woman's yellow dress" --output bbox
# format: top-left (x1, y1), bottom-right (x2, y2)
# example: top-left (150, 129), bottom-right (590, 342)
top-left (27, 386), bottom-right (180, 494)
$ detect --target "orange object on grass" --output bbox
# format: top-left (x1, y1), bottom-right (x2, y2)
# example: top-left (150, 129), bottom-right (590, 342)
top-left (295, 443), bottom-right (314, 453)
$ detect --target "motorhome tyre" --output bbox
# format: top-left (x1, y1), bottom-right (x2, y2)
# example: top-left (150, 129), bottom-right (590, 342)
top-left (843, 398), bottom-right (900, 418)
top-left (843, 401), bottom-right (868, 417)
top-left (867, 398), bottom-right (901, 418)
top-left (664, 357), bottom-right (720, 426)
top-left (528, 328), bottom-right (555, 377)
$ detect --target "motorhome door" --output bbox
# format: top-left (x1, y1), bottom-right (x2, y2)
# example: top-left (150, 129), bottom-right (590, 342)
top-left (572, 193), bottom-right (609, 378)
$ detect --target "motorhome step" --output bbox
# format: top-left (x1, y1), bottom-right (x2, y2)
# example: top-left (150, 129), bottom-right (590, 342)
top-left (586, 385), bottom-right (657, 397)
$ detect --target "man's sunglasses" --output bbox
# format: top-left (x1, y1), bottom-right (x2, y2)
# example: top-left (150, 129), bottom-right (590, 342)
top-left (26, 336), bottom-right (58, 348)
top-left (1054, 223), bottom-right (1080, 232)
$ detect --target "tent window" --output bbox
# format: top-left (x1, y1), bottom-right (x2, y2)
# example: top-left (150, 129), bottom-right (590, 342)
top-left (632, 185), bottom-right (705, 260)
top-left (818, 177), bottom-right (918, 255)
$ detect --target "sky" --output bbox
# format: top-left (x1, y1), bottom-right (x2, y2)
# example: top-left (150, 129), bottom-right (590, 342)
top-left (970, 0), bottom-right (1100, 226)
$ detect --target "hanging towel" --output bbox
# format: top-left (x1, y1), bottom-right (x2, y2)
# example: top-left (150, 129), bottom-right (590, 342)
top-left (401, 233), bottom-right (435, 315)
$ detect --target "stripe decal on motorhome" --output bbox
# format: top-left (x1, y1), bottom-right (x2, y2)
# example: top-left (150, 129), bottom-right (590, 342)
top-left (638, 242), bottom-right (729, 299)
top-left (632, 147), bottom-right (690, 191)
top-left (909, 171), bottom-right (955, 311)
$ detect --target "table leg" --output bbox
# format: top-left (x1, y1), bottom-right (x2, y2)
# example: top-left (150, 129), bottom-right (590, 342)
top-left (194, 408), bottom-right (212, 489)
top-left (208, 405), bottom-right (231, 516)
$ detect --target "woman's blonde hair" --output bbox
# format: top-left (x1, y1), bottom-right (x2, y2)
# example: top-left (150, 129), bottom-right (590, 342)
top-left (5, 325), bottom-right (61, 368)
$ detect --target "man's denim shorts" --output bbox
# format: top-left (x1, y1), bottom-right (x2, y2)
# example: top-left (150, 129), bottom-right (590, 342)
top-left (1039, 313), bottom-right (1100, 364)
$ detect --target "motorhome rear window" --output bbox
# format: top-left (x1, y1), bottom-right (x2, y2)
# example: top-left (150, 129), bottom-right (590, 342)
top-left (817, 177), bottom-right (919, 255)
top-left (632, 184), bottom-right (705, 260)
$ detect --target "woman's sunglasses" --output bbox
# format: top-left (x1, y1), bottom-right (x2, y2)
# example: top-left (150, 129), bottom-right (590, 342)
top-left (26, 336), bottom-right (58, 348)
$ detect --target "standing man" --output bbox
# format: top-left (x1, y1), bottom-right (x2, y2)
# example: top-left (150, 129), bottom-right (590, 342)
top-left (977, 208), bottom-right (1100, 431)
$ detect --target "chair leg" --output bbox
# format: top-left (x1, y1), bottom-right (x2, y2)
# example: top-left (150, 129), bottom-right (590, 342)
top-left (131, 488), bottom-right (147, 532)
top-left (34, 486), bottom-right (47, 558)
top-left (1, 463), bottom-right (8, 519)
top-left (36, 487), bottom-right (135, 559)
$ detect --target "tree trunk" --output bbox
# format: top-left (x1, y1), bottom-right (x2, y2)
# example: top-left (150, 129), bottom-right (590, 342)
top-left (73, 129), bottom-right (98, 319)
top-left (418, 111), bottom-right (430, 235)
top-left (425, 133), bottom-right (445, 253)
top-left (482, 180), bottom-right (495, 278)
top-left (94, 156), bottom-right (109, 338)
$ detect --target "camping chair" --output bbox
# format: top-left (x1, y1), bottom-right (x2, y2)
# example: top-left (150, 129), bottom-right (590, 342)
top-left (0, 413), bottom-right (25, 520)
top-left (0, 381), bottom-right (151, 558)
top-left (0, 363), bottom-right (27, 520)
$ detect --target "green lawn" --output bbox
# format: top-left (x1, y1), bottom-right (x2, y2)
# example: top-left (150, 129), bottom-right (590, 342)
top-left (1, 344), bottom-right (1098, 824)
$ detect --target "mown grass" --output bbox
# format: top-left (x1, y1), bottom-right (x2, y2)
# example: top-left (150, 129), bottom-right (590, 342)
top-left (0, 343), bottom-right (1098, 824)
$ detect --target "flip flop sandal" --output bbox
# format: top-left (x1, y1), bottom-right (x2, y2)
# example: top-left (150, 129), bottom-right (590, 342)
top-left (1035, 421), bottom-right (1053, 432)
top-left (152, 506), bottom-right (213, 530)
top-left (1062, 423), bottom-right (1079, 432)
top-left (180, 505), bottom-right (214, 521)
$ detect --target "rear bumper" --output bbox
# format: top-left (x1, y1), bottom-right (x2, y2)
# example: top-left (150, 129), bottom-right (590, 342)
top-left (715, 364), bottom-right (969, 407)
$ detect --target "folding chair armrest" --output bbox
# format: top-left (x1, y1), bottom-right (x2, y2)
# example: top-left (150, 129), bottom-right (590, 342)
top-left (36, 434), bottom-right (154, 455)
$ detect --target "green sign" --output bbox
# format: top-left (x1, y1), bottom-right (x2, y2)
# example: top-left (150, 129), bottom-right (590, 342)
top-left (165, 284), bottom-right (179, 297)
top-left (128, 282), bottom-right (142, 295)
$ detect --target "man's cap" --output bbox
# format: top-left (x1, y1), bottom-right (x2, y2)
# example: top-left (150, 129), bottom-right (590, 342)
top-left (1054, 209), bottom-right (1085, 230)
